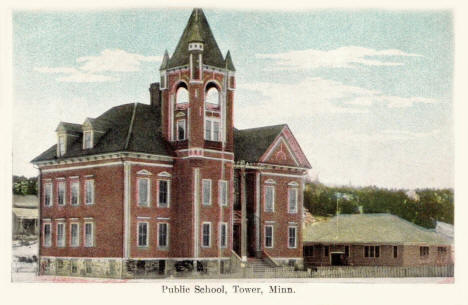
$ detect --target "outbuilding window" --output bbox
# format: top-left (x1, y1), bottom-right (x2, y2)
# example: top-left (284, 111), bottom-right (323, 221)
top-left (420, 246), bottom-right (429, 257)
top-left (365, 245), bottom-right (380, 258)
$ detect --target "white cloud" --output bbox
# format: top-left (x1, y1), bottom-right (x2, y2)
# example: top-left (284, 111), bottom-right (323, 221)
top-left (34, 49), bottom-right (161, 83)
top-left (256, 46), bottom-right (422, 70)
top-left (329, 128), bottom-right (441, 143)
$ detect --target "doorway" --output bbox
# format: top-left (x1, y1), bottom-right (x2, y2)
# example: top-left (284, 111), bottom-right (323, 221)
top-left (331, 252), bottom-right (346, 266)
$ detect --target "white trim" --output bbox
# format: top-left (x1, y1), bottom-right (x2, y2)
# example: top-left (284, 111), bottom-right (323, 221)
top-left (40, 256), bottom-right (232, 261)
top-left (156, 217), bottom-right (170, 220)
top-left (202, 179), bottom-right (212, 206)
top-left (288, 181), bottom-right (299, 186)
top-left (55, 177), bottom-right (66, 180)
top-left (193, 168), bottom-right (200, 257)
top-left (265, 220), bottom-right (276, 224)
top-left (201, 222), bottom-right (212, 248)
top-left (136, 169), bottom-right (152, 176)
top-left (137, 221), bottom-right (149, 248)
top-left (123, 162), bottom-right (131, 258)
top-left (42, 161), bottom-right (123, 173)
top-left (137, 177), bottom-right (151, 207)
top-left (157, 171), bottom-right (172, 177)
top-left (288, 226), bottom-right (298, 249)
top-left (264, 225), bottom-right (274, 249)
top-left (157, 222), bottom-right (169, 250)
top-left (177, 148), bottom-right (234, 156)
top-left (126, 161), bottom-right (173, 168)
top-left (84, 174), bottom-right (95, 178)
top-left (261, 136), bottom-right (300, 166)
top-left (157, 179), bottom-right (171, 208)
top-left (264, 178), bottom-right (276, 185)
top-left (136, 216), bottom-right (151, 220)
top-left (180, 155), bottom-right (234, 163)
top-left (261, 172), bottom-right (307, 179)
top-left (255, 172), bottom-right (260, 252)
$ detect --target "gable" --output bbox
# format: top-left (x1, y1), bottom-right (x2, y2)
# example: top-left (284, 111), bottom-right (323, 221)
top-left (260, 136), bottom-right (299, 167)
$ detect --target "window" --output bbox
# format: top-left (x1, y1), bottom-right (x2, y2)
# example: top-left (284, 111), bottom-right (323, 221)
top-left (83, 131), bottom-right (93, 149)
top-left (205, 87), bottom-right (219, 105)
top-left (70, 223), bottom-right (79, 247)
top-left (58, 135), bottom-right (66, 156)
top-left (158, 223), bottom-right (168, 248)
top-left (345, 245), bottom-right (350, 257)
top-left (158, 180), bottom-right (170, 207)
top-left (205, 119), bottom-right (220, 141)
top-left (85, 180), bottom-right (94, 205)
top-left (288, 226), bottom-right (297, 248)
top-left (57, 181), bottom-right (66, 206)
top-left (324, 246), bottom-right (329, 257)
top-left (137, 178), bottom-right (150, 207)
top-left (265, 225), bottom-right (273, 248)
top-left (202, 179), bottom-right (212, 205)
top-left (218, 180), bottom-right (228, 206)
top-left (44, 183), bottom-right (53, 207)
top-left (420, 246), bottom-right (429, 257)
top-left (438, 247), bottom-right (447, 255)
top-left (43, 223), bottom-right (52, 247)
top-left (138, 222), bottom-right (148, 247)
top-left (265, 186), bottom-right (275, 212)
top-left (57, 223), bottom-right (65, 247)
top-left (71, 181), bottom-right (80, 206)
top-left (304, 246), bottom-right (314, 257)
top-left (220, 222), bottom-right (228, 248)
top-left (365, 246), bottom-right (380, 258)
top-left (202, 223), bottom-right (211, 248)
top-left (84, 222), bottom-right (94, 247)
top-left (394, 246), bottom-right (398, 258)
top-left (176, 87), bottom-right (189, 104)
top-left (177, 119), bottom-right (186, 140)
top-left (288, 188), bottom-right (298, 213)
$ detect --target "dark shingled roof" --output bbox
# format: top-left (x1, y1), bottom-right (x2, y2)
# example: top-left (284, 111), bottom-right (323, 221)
top-left (32, 103), bottom-right (172, 163)
top-left (233, 124), bottom-right (286, 163)
top-left (224, 51), bottom-right (235, 71)
top-left (167, 8), bottom-right (225, 69)
top-left (56, 122), bottom-right (82, 135)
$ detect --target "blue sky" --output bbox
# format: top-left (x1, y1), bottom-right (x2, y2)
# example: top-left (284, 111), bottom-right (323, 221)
top-left (12, 8), bottom-right (453, 189)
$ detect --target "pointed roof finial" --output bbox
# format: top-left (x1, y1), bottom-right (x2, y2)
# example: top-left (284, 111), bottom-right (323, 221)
top-left (160, 50), bottom-right (170, 70)
top-left (225, 50), bottom-right (235, 71)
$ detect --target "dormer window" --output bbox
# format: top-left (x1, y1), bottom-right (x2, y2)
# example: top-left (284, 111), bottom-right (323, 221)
top-left (83, 131), bottom-right (93, 149)
top-left (57, 135), bottom-right (66, 156)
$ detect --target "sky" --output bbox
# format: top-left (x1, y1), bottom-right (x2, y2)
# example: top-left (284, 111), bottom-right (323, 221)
top-left (12, 8), bottom-right (453, 189)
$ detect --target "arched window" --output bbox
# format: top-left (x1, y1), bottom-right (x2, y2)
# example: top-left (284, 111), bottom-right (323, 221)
top-left (176, 86), bottom-right (189, 104)
top-left (205, 87), bottom-right (219, 106)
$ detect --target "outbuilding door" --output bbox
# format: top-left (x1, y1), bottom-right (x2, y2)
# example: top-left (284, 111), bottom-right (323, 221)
top-left (331, 252), bottom-right (346, 266)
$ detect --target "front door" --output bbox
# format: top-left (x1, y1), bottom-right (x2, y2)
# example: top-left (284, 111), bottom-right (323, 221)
top-left (331, 252), bottom-right (346, 266)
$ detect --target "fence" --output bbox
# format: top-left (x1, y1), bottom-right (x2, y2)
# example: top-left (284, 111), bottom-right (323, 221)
top-left (308, 265), bottom-right (454, 278)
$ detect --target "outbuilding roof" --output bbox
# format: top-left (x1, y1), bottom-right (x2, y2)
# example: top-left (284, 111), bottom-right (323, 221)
top-left (303, 213), bottom-right (452, 246)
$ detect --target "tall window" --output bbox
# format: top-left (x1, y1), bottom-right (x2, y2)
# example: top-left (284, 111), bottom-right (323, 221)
top-left (420, 246), bottom-right (429, 257)
top-left (324, 246), bottom-right (329, 257)
top-left (138, 222), bottom-right (148, 247)
top-left (177, 119), bottom-right (186, 140)
top-left (158, 180), bottom-right (170, 207)
top-left (57, 223), bottom-right (65, 247)
top-left (205, 119), bottom-right (220, 141)
top-left (365, 246), bottom-right (380, 258)
top-left (71, 181), bottom-right (80, 206)
top-left (265, 186), bottom-right (275, 212)
top-left (288, 226), bottom-right (297, 248)
top-left (220, 222), bottom-right (227, 248)
top-left (84, 222), bottom-right (94, 247)
top-left (58, 181), bottom-right (66, 206)
top-left (176, 87), bottom-right (189, 104)
top-left (265, 225), bottom-right (273, 248)
top-left (44, 183), bottom-right (53, 207)
top-left (394, 246), bottom-right (398, 258)
top-left (202, 223), bottom-right (211, 247)
top-left (158, 223), bottom-right (168, 248)
top-left (70, 223), bottom-right (79, 247)
top-left (43, 223), bottom-right (52, 247)
top-left (218, 180), bottom-right (228, 206)
top-left (58, 135), bottom-right (66, 156)
top-left (205, 87), bottom-right (219, 106)
top-left (85, 180), bottom-right (94, 205)
top-left (83, 131), bottom-right (93, 149)
top-left (202, 179), bottom-right (212, 205)
top-left (288, 188), bottom-right (298, 213)
top-left (137, 178), bottom-right (150, 207)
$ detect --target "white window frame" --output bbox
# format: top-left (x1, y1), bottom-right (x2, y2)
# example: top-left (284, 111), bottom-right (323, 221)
top-left (364, 245), bottom-right (380, 258)
top-left (176, 119), bottom-right (186, 141)
top-left (219, 222), bottom-right (228, 248)
top-left (85, 179), bottom-right (95, 205)
top-left (264, 225), bottom-right (274, 249)
top-left (57, 181), bottom-right (66, 206)
top-left (218, 180), bottom-right (228, 206)
top-left (137, 177), bottom-right (151, 207)
top-left (204, 118), bottom-right (221, 142)
top-left (84, 222), bottom-right (95, 247)
top-left (157, 180), bottom-right (170, 208)
top-left (157, 222), bottom-right (169, 249)
top-left (137, 221), bottom-right (149, 247)
top-left (56, 222), bottom-right (66, 248)
top-left (288, 226), bottom-right (297, 249)
top-left (202, 179), bottom-right (212, 206)
top-left (58, 134), bottom-right (66, 156)
top-left (201, 222), bottom-right (211, 248)
top-left (264, 185), bottom-right (275, 212)
top-left (83, 130), bottom-right (93, 149)
top-left (70, 180), bottom-right (80, 206)
top-left (44, 183), bottom-right (53, 207)
top-left (70, 223), bottom-right (80, 247)
top-left (43, 222), bottom-right (52, 247)
top-left (288, 188), bottom-right (298, 214)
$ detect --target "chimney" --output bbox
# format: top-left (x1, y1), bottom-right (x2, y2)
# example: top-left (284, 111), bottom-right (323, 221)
top-left (149, 82), bottom-right (161, 109)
